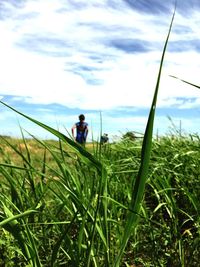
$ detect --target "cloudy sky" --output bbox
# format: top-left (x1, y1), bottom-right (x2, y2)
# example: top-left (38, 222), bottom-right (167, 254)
top-left (0, 0), bottom-right (200, 140)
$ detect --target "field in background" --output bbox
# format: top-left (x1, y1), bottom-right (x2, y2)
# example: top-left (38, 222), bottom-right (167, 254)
top-left (0, 133), bottom-right (200, 266)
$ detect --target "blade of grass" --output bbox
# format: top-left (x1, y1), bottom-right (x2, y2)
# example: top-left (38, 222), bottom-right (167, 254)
top-left (0, 203), bottom-right (40, 265)
top-left (18, 123), bottom-right (32, 163)
top-left (0, 208), bottom-right (38, 227)
top-left (170, 75), bottom-right (200, 89)
top-left (114, 6), bottom-right (176, 267)
top-left (0, 100), bottom-right (103, 174)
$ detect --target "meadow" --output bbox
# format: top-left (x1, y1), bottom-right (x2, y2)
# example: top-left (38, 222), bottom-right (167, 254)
top-left (0, 7), bottom-right (200, 267)
top-left (0, 133), bottom-right (200, 267)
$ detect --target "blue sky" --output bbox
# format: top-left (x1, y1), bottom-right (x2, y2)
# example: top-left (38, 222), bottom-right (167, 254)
top-left (0, 0), bottom-right (200, 141)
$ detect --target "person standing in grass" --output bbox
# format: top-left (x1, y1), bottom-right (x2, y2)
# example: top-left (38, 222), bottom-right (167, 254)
top-left (100, 133), bottom-right (109, 145)
top-left (72, 114), bottom-right (88, 144)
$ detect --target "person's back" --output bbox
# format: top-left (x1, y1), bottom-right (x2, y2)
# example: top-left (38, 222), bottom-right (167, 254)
top-left (72, 114), bottom-right (88, 144)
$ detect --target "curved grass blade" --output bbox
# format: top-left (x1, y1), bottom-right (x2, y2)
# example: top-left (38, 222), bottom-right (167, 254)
top-left (0, 100), bottom-right (103, 174)
top-left (0, 204), bottom-right (41, 266)
top-left (114, 6), bottom-right (176, 267)
top-left (0, 208), bottom-right (37, 227)
top-left (170, 75), bottom-right (200, 90)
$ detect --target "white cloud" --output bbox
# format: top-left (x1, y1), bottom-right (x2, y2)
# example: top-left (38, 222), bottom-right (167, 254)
top-left (0, 0), bottom-right (200, 111)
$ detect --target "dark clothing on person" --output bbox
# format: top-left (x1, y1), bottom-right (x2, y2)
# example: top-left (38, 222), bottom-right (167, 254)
top-left (75, 121), bottom-right (88, 144)
top-left (72, 114), bottom-right (88, 144)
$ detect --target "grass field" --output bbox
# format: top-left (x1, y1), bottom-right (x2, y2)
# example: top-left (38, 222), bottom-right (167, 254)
top-left (0, 133), bottom-right (200, 267)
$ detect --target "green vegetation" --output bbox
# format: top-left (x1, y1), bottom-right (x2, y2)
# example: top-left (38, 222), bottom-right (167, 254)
top-left (0, 134), bottom-right (200, 266)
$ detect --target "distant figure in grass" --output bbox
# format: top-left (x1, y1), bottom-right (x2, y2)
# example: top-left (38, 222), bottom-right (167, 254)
top-left (100, 133), bottom-right (109, 145)
top-left (72, 114), bottom-right (88, 145)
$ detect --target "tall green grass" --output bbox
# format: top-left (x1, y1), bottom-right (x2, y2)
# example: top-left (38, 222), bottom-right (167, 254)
top-left (113, 7), bottom-right (176, 267)
top-left (1, 130), bottom-right (200, 266)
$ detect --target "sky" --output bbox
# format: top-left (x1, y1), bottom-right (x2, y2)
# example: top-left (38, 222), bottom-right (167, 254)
top-left (0, 0), bottom-right (200, 141)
